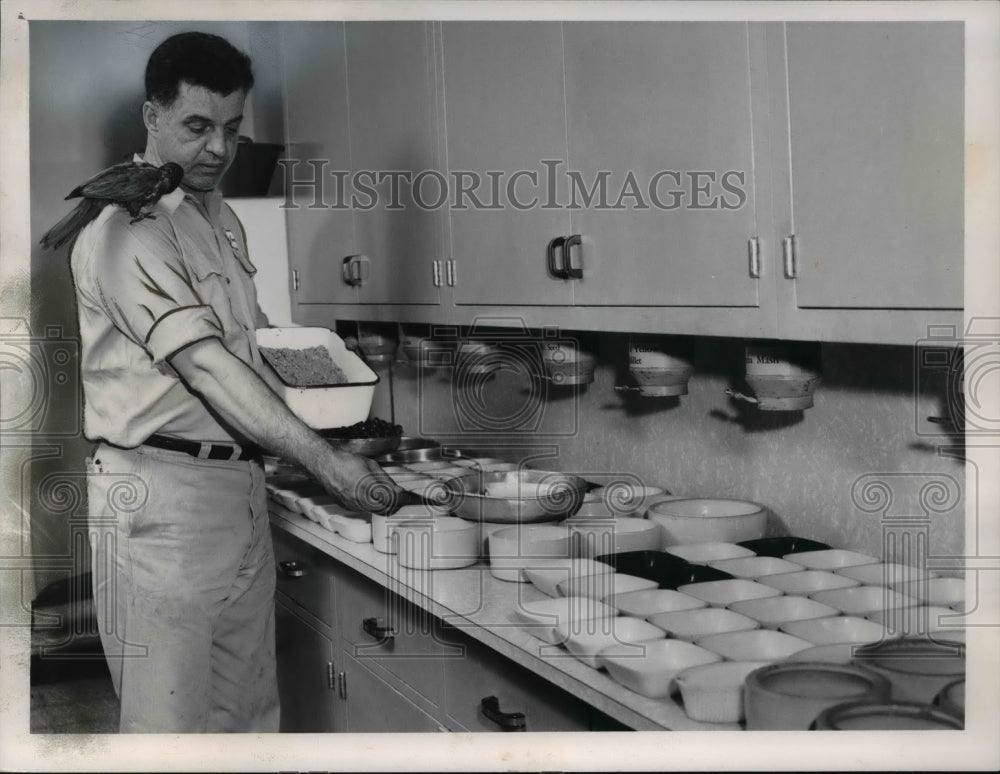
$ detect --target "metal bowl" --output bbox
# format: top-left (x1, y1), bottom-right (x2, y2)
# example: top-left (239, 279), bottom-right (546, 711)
top-left (323, 435), bottom-right (401, 457)
top-left (444, 469), bottom-right (588, 524)
top-left (375, 437), bottom-right (442, 464)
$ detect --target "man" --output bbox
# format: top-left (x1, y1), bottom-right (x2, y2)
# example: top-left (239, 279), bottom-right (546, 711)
top-left (70, 31), bottom-right (399, 733)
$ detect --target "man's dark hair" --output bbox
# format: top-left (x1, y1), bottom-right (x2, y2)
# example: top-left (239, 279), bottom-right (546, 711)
top-left (145, 31), bottom-right (254, 106)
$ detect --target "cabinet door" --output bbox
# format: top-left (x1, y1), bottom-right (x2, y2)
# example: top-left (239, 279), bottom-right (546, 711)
top-left (563, 22), bottom-right (761, 307)
top-left (345, 21), bottom-right (442, 305)
top-left (280, 23), bottom-right (358, 305)
top-left (782, 22), bottom-right (963, 309)
top-left (442, 21), bottom-right (574, 306)
top-left (275, 599), bottom-right (339, 732)
top-left (341, 650), bottom-right (444, 732)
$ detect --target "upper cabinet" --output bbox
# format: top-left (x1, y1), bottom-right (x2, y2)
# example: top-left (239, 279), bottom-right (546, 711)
top-left (765, 21), bottom-right (963, 342)
top-left (778, 22), bottom-right (963, 311)
top-left (346, 22), bottom-right (443, 306)
top-left (441, 22), bottom-right (574, 306)
top-left (283, 20), bottom-right (963, 344)
top-left (562, 22), bottom-right (762, 308)
top-left (281, 23), bottom-right (357, 306)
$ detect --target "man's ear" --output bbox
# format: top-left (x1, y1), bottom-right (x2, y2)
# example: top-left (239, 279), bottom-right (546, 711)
top-left (142, 101), bottom-right (161, 135)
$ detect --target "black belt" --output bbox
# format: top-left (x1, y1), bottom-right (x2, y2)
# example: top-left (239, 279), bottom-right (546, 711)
top-left (143, 434), bottom-right (264, 462)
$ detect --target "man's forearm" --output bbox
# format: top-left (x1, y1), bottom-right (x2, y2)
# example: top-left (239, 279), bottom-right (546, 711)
top-left (168, 337), bottom-right (396, 510)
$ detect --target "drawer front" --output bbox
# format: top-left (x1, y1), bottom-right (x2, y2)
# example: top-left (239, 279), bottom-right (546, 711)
top-left (271, 525), bottom-right (334, 627)
top-left (443, 633), bottom-right (602, 732)
top-left (336, 567), bottom-right (462, 708)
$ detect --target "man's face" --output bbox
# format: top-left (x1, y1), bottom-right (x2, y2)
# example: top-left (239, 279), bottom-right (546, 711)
top-left (147, 81), bottom-right (245, 191)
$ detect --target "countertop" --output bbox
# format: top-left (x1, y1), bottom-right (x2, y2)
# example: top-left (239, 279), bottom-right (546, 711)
top-left (269, 504), bottom-right (739, 731)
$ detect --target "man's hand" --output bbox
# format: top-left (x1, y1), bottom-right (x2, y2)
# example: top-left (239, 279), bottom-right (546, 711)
top-left (168, 337), bottom-right (404, 511)
top-left (316, 449), bottom-right (405, 515)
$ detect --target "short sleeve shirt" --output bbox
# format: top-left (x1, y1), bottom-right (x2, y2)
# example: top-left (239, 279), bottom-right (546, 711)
top-left (71, 165), bottom-right (272, 447)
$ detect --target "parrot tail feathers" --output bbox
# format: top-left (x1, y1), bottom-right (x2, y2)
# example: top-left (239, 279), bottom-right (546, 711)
top-left (39, 199), bottom-right (105, 251)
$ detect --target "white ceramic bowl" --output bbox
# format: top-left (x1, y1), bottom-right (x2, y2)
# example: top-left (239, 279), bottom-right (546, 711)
top-left (678, 579), bottom-right (784, 608)
top-left (744, 661), bottom-right (892, 730)
top-left (781, 615), bottom-right (889, 645)
top-left (835, 562), bottom-right (938, 587)
top-left (587, 484), bottom-right (667, 518)
top-left (379, 465), bottom-right (410, 475)
top-left (606, 588), bottom-right (706, 618)
top-left (370, 505), bottom-right (437, 554)
top-left (310, 503), bottom-right (372, 542)
top-left (707, 556), bottom-right (804, 580)
top-left (297, 493), bottom-right (341, 519)
top-left (488, 524), bottom-right (572, 582)
top-left (557, 572), bottom-right (658, 601)
top-left (894, 576), bottom-right (966, 610)
top-left (757, 570), bottom-right (860, 596)
top-left (784, 643), bottom-right (864, 664)
top-left (674, 660), bottom-right (771, 723)
top-left (391, 516), bottom-right (479, 570)
top-left (849, 638), bottom-right (967, 704)
top-left (521, 558), bottom-right (613, 598)
top-left (428, 466), bottom-right (475, 481)
top-left (787, 549), bottom-right (879, 571)
top-left (664, 542), bottom-right (756, 564)
top-left (866, 604), bottom-right (965, 639)
top-left (648, 498), bottom-right (769, 545)
top-left (729, 595), bottom-right (839, 629)
top-left (810, 585), bottom-right (917, 616)
top-left (647, 607), bottom-right (760, 641)
top-left (557, 616), bottom-right (665, 669)
top-left (567, 517), bottom-right (661, 558)
top-left (696, 629), bottom-right (812, 661)
top-left (513, 596), bottom-right (617, 644)
top-left (597, 638), bottom-right (722, 699)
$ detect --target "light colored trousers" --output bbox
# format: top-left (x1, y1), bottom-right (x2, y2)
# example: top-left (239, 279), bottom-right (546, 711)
top-left (86, 442), bottom-right (280, 733)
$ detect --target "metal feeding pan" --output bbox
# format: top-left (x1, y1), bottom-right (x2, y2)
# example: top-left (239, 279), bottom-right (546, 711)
top-left (444, 469), bottom-right (588, 524)
top-left (375, 437), bottom-right (443, 464)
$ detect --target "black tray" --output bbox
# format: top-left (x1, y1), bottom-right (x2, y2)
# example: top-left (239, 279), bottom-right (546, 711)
top-left (737, 536), bottom-right (831, 557)
top-left (593, 550), bottom-right (735, 589)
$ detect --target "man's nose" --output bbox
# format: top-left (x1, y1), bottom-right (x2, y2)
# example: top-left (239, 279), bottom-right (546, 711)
top-left (206, 128), bottom-right (227, 159)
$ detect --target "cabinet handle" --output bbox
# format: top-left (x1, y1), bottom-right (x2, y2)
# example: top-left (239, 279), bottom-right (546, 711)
top-left (338, 670), bottom-right (347, 700)
top-left (362, 616), bottom-right (397, 642)
top-left (446, 259), bottom-right (456, 287)
top-left (748, 236), bottom-right (761, 278)
top-left (327, 662), bottom-right (335, 690)
top-left (343, 255), bottom-right (370, 286)
top-left (782, 235), bottom-right (798, 279)
top-left (546, 236), bottom-right (568, 279)
top-left (291, 269), bottom-right (300, 291)
top-left (480, 696), bottom-right (526, 731)
top-left (432, 260), bottom-right (442, 287)
top-left (278, 560), bottom-right (306, 578)
top-left (563, 234), bottom-right (583, 279)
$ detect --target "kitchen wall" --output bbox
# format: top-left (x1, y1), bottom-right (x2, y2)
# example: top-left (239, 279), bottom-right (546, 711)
top-left (381, 331), bottom-right (964, 563)
top-left (26, 21), bottom-right (284, 595)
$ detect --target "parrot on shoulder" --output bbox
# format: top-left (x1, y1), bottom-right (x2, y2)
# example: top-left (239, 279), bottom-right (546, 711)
top-left (40, 160), bottom-right (184, 251)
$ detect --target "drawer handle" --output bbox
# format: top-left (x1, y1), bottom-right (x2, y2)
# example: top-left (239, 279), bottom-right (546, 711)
top-left (480, 696), bottom-right (526, 731)
top-left (563, 234), bottom-right (583, 279)
top-left (278, 560), bottom-right (307, 578)
top-left (362, 616), bottom-right (396, 642)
